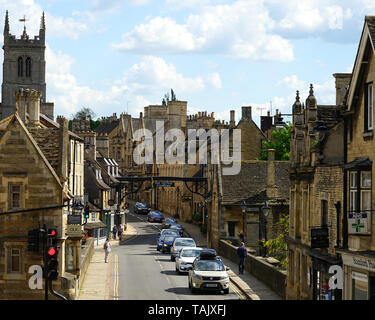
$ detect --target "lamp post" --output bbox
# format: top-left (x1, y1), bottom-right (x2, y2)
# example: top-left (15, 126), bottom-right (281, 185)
top-left (240, 200), bottom-right (247, 244)
top-left (260, 202), bottom-right (270, 257)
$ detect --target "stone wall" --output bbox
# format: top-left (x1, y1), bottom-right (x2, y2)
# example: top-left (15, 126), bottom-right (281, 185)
top-left (218, 239), bottom-right (286, 299)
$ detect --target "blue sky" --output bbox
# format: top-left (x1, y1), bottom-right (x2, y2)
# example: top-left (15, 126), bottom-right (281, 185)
top-left (1, 0), bottom-right (374, 126)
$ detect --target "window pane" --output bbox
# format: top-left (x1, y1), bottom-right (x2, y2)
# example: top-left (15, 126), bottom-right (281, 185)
top-left (361, 190), bottom-right (371, 211)
top-left (11, 249), bottom-right (20, 272)
top-left (350, 172), bottom-right (357, 188)
top-left (369, 84), bottom-right (373, 130)
top-left (350, 190), bottom-right (357, 212)
top-left (361, 171), bottom-right (372, 188)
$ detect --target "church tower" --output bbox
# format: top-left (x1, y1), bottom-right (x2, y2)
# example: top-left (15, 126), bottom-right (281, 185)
top-left (1, 11), bottom-right (51, 120)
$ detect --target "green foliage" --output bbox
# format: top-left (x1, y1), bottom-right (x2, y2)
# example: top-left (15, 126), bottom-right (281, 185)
top-left (262, 214), bottom-right (289, 269)
top-left (260, 123), bottom-right (291, 161)
top-left (312, 139), bottom-right (320, 149)
top-left (74, 107), bottom-right (96, 120)
top-left (200, 223), bottom-right (207, 234)
top-left (90, 119), bottom-right (102, 131)
top-left (162, 89), bottom-right (177, 106)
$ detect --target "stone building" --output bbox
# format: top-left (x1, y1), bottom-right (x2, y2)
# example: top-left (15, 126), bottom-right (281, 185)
top-left (337, 15), bottom-right (375, 300)
top-left (286, 80), bottom-right (348, 300)
top-left (0, 11), bottom-right (54, 120)
top-left (0, 89), bottom-right (85, 299)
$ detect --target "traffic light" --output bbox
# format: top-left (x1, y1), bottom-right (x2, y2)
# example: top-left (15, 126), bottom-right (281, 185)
top-left (47, 228), bottom-right (58, 246)
top-left (46, 245), bottom-right (58, 280)
top-left (84, 205), bottom-right (90, 220)
top-left (27, 228), bottom-right (40, 252)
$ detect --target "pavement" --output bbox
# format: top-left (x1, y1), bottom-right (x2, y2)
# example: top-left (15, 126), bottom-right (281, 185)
top-left (78, 211), bottom-right (281, 300)
top-left (161, 213), bottom-right (282, 300)
top-left (78, 224), bottom-right (138, 300)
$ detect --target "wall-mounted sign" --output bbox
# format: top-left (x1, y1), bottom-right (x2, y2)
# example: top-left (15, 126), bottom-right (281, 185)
top-left (348, 213), bottom-right (370, 234)
top-left (154, 182), bottom-right (175, 187)
top-left (311, 227), bottom-right (329, 248)
top-left (68, 214), bottom-right (82, 225)
top-left (342, 253), bottom-right (375, 272)
top-left (66, 225), bottom-right (83, 238)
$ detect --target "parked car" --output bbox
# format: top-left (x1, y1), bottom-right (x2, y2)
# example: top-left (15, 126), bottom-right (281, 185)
top-left (147, 210), bottom-right (164, 223)
top-left (168, 223), bottom-right (184, 236)
top-left (161, 235), bottom-right (178, 253)
top-left (134, 202), bottom-right (150, 214)
top-left (156, 229), bottom-right (180, 251)
top-left (161, 218), bottom-right (177, 229)
top-left (170, 237), bottom-right (196, 261)
top-left (188, 250), bottom-right (230, 294)
top-left (175, 247), bottom-right (203, 273)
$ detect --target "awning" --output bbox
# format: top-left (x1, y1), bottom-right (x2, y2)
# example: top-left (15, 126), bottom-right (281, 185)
top-left (344, 157), bottom-right (372, 170)
top-left (84, 221), bottom-right (107, 230)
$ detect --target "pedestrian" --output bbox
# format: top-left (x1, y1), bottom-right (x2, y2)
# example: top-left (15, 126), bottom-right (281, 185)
top-left (112, 225), bottom-right (118, 240)
top-left (117, 224), bottom-right (123, 241)
top-left (103, 238), bottom-right (112, 263)
top-left (237, 242), bottom-right (247, 274)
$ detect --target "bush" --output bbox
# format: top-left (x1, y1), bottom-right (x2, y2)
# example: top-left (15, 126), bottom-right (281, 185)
top-left (200, 223), bottom-right (207, 234)
top-left (192, 212), bottom-right (202, 222)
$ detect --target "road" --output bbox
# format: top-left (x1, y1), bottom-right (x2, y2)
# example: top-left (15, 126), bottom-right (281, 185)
top-left (110, 211), bottom-right (245, 300)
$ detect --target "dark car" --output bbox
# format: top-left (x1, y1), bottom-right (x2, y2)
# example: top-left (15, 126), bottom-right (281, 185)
top-left (157, 229), bottom-right (180, 251)
top-left (147, 210), bottom-right (164, 223)
top-left (161, 235), bottom-right (178, 253)
top-left (168, 223), bottom-right (184, 237)
top-left (161, 218), bottom-right (177, 229)
top-left (134, 202), bottom-right (150, 214)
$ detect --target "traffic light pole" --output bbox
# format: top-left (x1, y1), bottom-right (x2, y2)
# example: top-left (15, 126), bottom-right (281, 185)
top-left (41, 224), bottom-right (48, 300)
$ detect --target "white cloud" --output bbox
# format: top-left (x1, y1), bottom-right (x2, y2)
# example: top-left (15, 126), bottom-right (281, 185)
top-left (3, 2), bottom-right (87, 40)
top-left (277, 75), bottom-right (307, 90)
top-left (113, 0), bottom-right (294, 62)
top-left (206, 73), bottom-right (222, 89)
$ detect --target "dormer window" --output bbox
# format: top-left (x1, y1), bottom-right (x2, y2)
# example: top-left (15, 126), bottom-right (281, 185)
top-left (17, 57), bottom-right (23, 77)
top-left (26, 57), bottom-right (31, 77)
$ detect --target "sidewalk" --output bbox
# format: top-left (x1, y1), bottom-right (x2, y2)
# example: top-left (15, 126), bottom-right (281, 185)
top-left (163, 212), bottom-right (282, 300)
top-left (78, 224), bottom-right (138, 300)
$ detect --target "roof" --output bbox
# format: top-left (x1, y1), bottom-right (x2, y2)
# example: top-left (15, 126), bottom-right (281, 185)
top-left (95, 119), bottom-right (119, 135)
top-left (220, 161), bottom-right (290, 205)
top-left (346, 16), bottom-right (375, 110)
top-left (84, 221), bottom-right (107, 230)
top-left (343, 157), bottom-right (372, 170)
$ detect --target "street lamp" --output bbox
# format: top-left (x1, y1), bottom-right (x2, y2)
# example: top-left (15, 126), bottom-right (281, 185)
top-left (260, 202), bottom-right (270, 257)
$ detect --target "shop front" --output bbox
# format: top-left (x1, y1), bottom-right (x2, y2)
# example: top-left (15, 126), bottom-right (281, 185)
top-left (339, 251), bottom-right (375, 300)
top-left (310, 251), bottom-right (342, 300)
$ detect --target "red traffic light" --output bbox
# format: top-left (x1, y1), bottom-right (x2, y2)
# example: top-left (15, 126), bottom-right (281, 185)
top-left (47, 247), bottom-right (57, 256)
top-left (48, 228), bottom-right (57, 237)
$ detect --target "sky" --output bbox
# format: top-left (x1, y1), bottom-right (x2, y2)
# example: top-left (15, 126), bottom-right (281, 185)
top-left (1, 0), bottom-right (374, 126)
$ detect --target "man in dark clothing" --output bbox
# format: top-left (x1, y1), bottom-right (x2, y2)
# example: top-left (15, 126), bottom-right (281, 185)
top-left (237, 242), bottom-right (247, 274)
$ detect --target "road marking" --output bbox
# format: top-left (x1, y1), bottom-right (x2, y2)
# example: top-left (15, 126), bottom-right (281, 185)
top-left (113, 254), bottom-right (119, 300)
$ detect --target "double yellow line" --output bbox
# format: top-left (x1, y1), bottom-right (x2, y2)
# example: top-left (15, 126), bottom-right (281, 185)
top-left (113, 254), bottom-right (119, 300)
top-left (229, 282), bottom-right (247, 300)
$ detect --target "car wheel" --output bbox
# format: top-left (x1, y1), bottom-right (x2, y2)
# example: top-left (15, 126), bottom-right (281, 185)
top-left (223, 288), bottom-right (229, 294)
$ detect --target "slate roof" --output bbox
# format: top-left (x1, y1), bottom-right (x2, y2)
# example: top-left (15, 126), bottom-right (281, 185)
top-left (95, 120), bottom-right (119, 135)
top-left (221, 161), bottom-right (290, 205)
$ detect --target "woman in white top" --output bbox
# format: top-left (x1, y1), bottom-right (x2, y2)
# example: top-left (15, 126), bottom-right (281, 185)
top-left (104, 238), bottom-right (112, 263)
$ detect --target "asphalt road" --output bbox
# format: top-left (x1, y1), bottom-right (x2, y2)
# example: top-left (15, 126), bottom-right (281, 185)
top-left (111, 211), bottom-right (243, 300)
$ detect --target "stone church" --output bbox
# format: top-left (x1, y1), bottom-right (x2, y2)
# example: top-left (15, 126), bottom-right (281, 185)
top-left (0, 10), bottom-right (54, 120)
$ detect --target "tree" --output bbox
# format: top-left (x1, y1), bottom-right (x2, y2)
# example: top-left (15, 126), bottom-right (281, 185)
top-left (260, 122), bottom-right (291, 160)
top-left (262, 214), bottom-right (289, 269)
top-left (162, 89), bottom-right (177, 106)
top-left (73, 107), bottom-right (96, 121)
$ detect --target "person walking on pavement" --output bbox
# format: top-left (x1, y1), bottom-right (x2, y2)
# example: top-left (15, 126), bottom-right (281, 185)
top-left (237, 242), bottom-right (247, 274)
top-left (112, 225), bottom-right (118, 240)
top-left (117, 224), bottom-right (123, 241)
top-left (104, 238), bottom-right (112, 263)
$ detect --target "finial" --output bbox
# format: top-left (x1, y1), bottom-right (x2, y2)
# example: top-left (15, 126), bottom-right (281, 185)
top-left (40, 11), bottom-right (45, 30)
top-left (296, 90), bottom-right (300, 101)
top-left (4, 10), bottom-right (9, 35)
top-left (309, 84), bottom-right (314, 96)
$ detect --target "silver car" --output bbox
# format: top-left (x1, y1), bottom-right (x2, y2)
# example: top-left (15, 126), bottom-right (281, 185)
top-left (175, 247), bottom-right (202, 273)
top-left (170, 238), bottom-right (196, 261)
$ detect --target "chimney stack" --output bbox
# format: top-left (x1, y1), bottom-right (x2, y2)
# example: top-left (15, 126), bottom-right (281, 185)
top-left (230, 110), bottom-right (235, 127)
top-left (57, 116), bottom-right (69, 182)
top-left (241, 106), bottom-right (252, 121)
top-left (14, 88), bottom-right (42, 127)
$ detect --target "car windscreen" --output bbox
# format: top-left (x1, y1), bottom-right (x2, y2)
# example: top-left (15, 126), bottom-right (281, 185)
top-left (195, 260), bottom-right (225, 271)
top-left (161, 230), bottom-right (179, 236)
top-left (164, 236), bottom-right (176, 242)
top-left (151, 212), bottom-right (161, 216)
top-left (170, 224), bottom-right (182, 229)
top-left (181, 249), bottom-right (201, 257)
top-left (174, 239), bottom-right (195, 247)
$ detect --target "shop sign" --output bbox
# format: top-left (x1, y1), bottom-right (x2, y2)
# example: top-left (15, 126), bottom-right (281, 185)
top-left (66, 225), bottom-right (83, 237)
top-left (352, 271), bottom-right (368, 283)
top-left (348, 213), bottom-right (371, 234)
top-left (342, 254), bottom-right (375, 273)
top-left (68, 214), bottom-right (82, 225)
top-left (154, 182), bottom-right (175, 187)
top-left (311, 227), bottom-right (329, 248)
